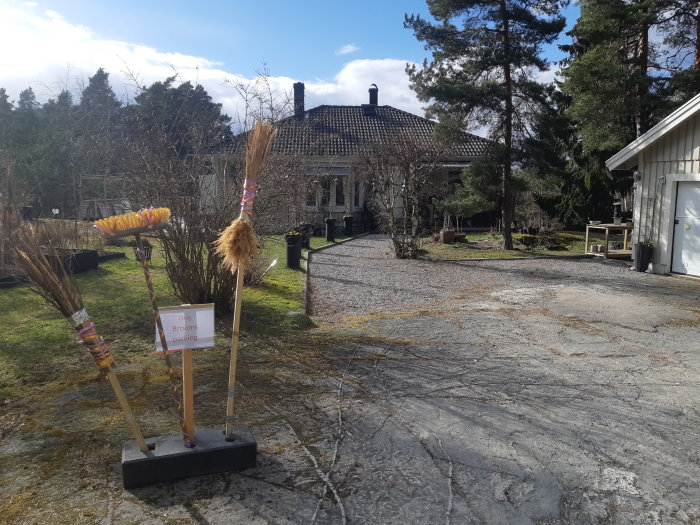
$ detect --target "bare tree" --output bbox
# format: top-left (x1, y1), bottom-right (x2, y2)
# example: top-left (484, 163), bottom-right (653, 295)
top-left (358, 133), bottom-right (447, 258)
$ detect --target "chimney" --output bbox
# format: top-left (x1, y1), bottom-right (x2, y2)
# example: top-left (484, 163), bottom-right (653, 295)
top-left (293, 82), bottom-right (305, 119)
top-left (368, 83), bottom-right (378, 105)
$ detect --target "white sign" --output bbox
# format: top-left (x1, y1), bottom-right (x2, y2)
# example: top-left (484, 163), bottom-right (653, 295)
top-left (155, 304), bottom-right (215, 352)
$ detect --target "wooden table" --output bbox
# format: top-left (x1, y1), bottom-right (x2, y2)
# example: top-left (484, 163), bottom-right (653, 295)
top-left (585, 223), bottom-right (633, 259)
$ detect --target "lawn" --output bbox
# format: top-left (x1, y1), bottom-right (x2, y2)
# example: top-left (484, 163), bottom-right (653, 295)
top-left (0, 234), bottom-right (342, 400)
top-left (0, 233), bottom-right (361, 523)
top-left (420, 231), bottom-right (599, 260)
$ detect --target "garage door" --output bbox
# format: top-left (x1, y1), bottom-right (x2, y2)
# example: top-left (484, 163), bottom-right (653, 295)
top-left (672, 181), bottom-right (700, 276)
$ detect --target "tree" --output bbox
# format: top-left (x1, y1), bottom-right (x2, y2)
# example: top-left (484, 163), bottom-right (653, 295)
top-left (358, 132), bottom-right (446, 258)
top-left (78, 68), bottom-right (124, 175)
top-left (122, 77), bottom-right (237, 313)
top-left (405, 0), bottom-right (568, 249)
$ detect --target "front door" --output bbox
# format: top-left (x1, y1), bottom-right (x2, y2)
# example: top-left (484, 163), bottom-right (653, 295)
top-left (672, 181), bottom-right (700, 276)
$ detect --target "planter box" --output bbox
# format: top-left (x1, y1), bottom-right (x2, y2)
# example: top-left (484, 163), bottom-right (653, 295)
top-left (440, 230), bottom-right (456, 244)
top-left (632, 245), bottom-right (653, 272)
top-left (46, 249), bottom-right (99, 274)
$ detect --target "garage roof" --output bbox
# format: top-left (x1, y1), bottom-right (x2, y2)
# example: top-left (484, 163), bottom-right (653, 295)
top-left (606, 92), bottom-right (700, 171)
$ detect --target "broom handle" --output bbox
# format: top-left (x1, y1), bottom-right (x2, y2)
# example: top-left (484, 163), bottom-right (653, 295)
top-left (104, 368), bottom-right (150, 453)
top-left (225, 264), bottom-right (245, 438)
top-left (134, 232), bottom-right (190, 446)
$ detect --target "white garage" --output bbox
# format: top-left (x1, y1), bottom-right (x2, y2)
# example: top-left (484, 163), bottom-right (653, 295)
top-left (607, 93), bottom-right (700, 277)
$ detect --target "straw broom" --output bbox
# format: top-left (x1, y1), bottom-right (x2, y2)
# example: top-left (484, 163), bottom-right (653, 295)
top-left (9, 224), bottom-right (149, 453)
top-left (215, 122), bottom-right (276, 439)
top-left (94, 207), bottom-right (193, 446)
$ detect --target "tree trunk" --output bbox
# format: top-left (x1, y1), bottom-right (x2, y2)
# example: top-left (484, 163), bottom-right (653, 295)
top-left (500, 0), bottom-right (514, 250)
top-left (636, 20), bottom-right (649, 137)
top-left (695, 8), bottom-right (700, 93)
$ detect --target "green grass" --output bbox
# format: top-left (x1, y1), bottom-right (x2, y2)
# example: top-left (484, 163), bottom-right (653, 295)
top-left (0, 233), bottom-right (354, 397)
top-left (420, 231), bottom-right (592, 260)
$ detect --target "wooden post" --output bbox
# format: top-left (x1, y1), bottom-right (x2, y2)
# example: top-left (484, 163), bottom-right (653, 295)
top-left (182, 349), bottom-right (196, 443)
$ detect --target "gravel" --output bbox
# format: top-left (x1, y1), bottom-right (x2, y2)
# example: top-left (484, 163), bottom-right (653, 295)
top-left (308, 234), bottom-right (697, 319)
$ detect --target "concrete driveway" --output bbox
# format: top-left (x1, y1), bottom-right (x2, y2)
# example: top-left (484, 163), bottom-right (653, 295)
top-left (301, 235), bottom-right (700, 524)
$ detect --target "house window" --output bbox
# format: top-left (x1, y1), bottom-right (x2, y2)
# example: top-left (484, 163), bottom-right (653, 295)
top-left (306, 184), bottom-right (317, 206)
top-left (354, 180), bottom-right (361, 207)
top-left (335, 177), bottom-right (345, 206)
top-left (321, 177), bottom-right (331, 206)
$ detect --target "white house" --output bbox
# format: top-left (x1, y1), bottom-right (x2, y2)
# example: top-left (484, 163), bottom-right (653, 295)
top-left (606, 93), bottom-right (700, 277)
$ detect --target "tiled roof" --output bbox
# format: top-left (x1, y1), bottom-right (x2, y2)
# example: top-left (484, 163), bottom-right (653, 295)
top-left (226, 105), bottom-right (490, 159)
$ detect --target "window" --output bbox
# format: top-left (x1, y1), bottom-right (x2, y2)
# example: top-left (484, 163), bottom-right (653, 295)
top-left (321, 177), bottom-right (331, 206)
top-left (335, 177), bottom-right (345, 206)
top-left (306, 184), bottom-right (317, 206)
top-left (354, 180), bottom-right (361, 207)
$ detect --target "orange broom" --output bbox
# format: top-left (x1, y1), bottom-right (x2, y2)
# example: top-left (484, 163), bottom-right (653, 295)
top-left (215, 122), bottom-right (276, 439)
top-left (10, 224), bottom-right (149, 453)
top-left (93, 207), bottom-right (193, 446)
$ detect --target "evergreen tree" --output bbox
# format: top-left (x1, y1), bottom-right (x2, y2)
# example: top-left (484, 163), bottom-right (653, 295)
top-left (78, 68), bottom-right (124, 175)
top-left (405, 0), bottom-right (568, 249)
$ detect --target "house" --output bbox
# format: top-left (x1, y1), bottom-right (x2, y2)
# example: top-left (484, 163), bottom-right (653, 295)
top-left (606, 93), bottom-right (700, 276)
top-left (208, 83), bottom-right (491, 232)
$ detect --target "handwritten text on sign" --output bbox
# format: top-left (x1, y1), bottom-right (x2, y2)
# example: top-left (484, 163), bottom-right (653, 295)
top-left (155, 304), bottom-right (215, 352)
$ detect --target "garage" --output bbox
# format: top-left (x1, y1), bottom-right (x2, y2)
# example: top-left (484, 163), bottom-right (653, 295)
top-left (672, 181), bottom-right (700, 276)
top-left (607, 92), bottom-right (700, 275)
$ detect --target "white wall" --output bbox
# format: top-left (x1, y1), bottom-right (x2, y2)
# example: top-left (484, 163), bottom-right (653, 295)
top-left (636, 115), bottom-right (700, 273)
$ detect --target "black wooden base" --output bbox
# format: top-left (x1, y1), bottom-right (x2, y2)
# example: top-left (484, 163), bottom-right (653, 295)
top-left (121, 426), bottom-right (256, 489)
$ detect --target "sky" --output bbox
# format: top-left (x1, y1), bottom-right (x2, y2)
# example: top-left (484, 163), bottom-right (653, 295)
top-left (0, 0), bottom-right (580, 126)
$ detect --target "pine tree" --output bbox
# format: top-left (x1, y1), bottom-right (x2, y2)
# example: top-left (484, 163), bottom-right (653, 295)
top-left (405, 0), bottom-right (568, 249)
top-left (78, 68), bottom-right (124, 175)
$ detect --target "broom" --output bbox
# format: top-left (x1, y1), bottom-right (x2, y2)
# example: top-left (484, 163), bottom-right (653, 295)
top-left (215, 122), bottom-right (276, 439)
top-left (10, 223), bottom-right (149, 453)
top-left (94, 207), bottom-right (193, 446)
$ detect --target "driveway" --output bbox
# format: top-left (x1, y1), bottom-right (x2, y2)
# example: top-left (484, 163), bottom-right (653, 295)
top-left (303, 235), bottom-right (700, 524)
top-left (4, 235), bottom-right (698, 524)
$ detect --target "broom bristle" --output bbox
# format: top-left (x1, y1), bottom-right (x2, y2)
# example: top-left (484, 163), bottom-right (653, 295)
top-left (214, 219), bottom-right (258, 271)
top-left (10, 224), bottom-right (84, 317)
top-left (244, 122), bottom-right (277, 184)
top-left (94, 207), bottom-right (170, 235)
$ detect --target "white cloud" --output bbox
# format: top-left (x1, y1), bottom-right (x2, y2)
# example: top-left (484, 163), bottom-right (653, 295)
top-left (304, 59), bottom-right (425, 116)
top-left (0, 1), bottom-right (427, 121)
top-left (335, 44), bottom-right (360, 56)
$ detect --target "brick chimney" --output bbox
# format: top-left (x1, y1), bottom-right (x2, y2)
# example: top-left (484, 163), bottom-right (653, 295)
top-left (293, 82), bottom-right (304, 119)
top-left (369, 83), bottom-right (378, 105)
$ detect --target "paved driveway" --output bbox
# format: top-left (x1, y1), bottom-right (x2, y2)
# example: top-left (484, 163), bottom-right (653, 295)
top-left (303, 235), bottom-right (700, 524)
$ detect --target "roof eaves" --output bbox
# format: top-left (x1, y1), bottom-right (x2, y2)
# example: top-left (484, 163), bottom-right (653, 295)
top-left (606, 92), bottom-right (700, 171)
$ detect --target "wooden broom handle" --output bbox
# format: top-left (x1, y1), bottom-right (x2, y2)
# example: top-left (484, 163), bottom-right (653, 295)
top-left (225, 265), bottom-right (245, 438)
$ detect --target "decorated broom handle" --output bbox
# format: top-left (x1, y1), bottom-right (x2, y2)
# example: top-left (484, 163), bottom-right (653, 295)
top-left (225, 264), bottom-right (245, 439)
top-left (104, 369), bottom-right (150, 453)
top-left (73, 316), bottom-right (149, 453)
top-left (134, 233), bottom-right (191, 446)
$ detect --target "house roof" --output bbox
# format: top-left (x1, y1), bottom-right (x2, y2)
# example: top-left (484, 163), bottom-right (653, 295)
top-left (225, 105), bottom-right (491, 159)
top-left (606, 92), bottom-right (700, 171)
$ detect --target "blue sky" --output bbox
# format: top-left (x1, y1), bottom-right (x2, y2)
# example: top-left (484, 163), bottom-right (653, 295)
top-left (0, 0), bottom-right (579, 124)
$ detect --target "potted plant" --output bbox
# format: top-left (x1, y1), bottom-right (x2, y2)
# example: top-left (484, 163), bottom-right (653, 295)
top-left (324, 217), bottom-right (336, 242)
top-left (284, 230), bottom-right (302, 269)
top-left (633, 239), bottom-right (653, 272)
top-left (129, 238), bottom-right (153, 262)
top-left (299, 222), bottom-right (312, 249)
